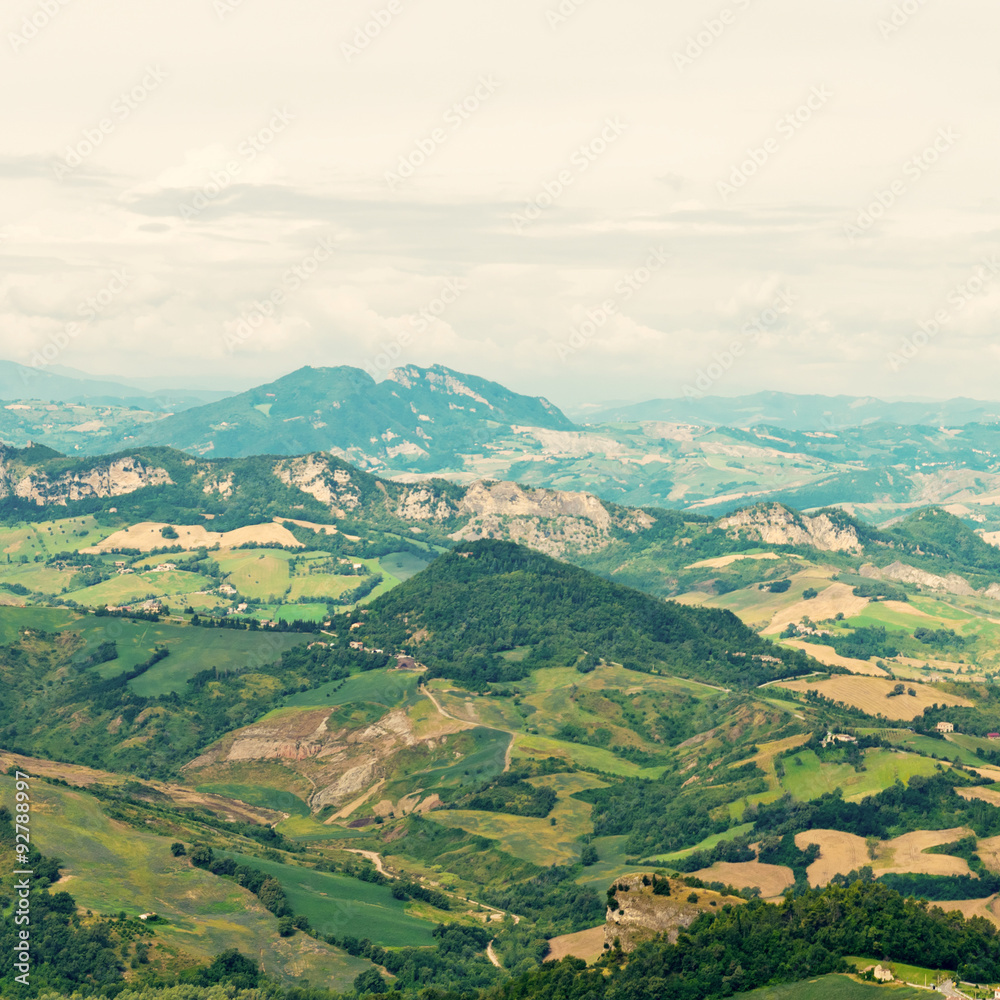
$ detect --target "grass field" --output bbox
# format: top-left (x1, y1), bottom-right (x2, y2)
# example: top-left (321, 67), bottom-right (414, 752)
top-left (219, 852), bottom-right (440, 947)
top-left (13, 776), bottom-right (368, 987)
top-left (283, 669), bottom-right (422, 710)
top-left (741, 974), bottom-right (926, 1000)
top-left (855, 729), bottom-right (985, 766)
top-left (428, 771), bottom-right (606, 867)
top-left (779, 749), bottom-right (943, 801)
top-left (195, 782), bottom-right (312, 817)
top-left (843, 958), bottom-right (953, 987)
top-left (64, 569), bottom-right (215, 606)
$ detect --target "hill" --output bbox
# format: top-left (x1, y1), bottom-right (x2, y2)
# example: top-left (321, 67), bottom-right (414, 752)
top-left (118, 364), bottom-right (572, 468)
top-left (353, 540), bottom-right (820, 688)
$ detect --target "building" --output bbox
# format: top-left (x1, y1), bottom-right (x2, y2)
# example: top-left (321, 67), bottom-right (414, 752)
top-left (989, 733), bottom-right (1000, 740)
top-left (936, 721), bottom-right (955, 733)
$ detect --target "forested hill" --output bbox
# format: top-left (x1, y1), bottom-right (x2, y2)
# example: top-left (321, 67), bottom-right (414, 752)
top-left (350, 540), bottom-right (822, 688)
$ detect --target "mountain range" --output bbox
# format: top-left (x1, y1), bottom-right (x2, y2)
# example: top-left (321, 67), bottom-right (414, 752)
top-left (7, 361), bottom-right (1000, 520)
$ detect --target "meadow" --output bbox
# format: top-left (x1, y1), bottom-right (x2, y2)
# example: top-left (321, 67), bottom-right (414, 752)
top-left (778, 748), bottom-right (943, 801)
top-left (10, 776), bottom-right (368, 988)
top-left (218, 852), bottom-right (441, 947)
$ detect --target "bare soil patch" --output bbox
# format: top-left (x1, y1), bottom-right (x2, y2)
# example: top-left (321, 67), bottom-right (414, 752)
top-left (796, 830), bottom-right (870, 886)
top-left (932, 896), bottom-right (1000, 926)
top-left (763, 583), bottom-right (869, 635)
top-left (685, 553), bottom-right (782, 570)
top-left (781, 640), bottom-right (888, 676)
top-left (82, 521), bottom-right (303, 553)
top-left (780, 675), bottom-right (973, 721)
top-left (688, 861), bottom-right (794, 898)
top-left (877, 829), bottom-right (973, 876)
top-left (545, 925), bottom-right (607, 964)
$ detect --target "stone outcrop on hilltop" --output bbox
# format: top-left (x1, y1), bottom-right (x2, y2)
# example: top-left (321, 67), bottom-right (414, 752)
top-left (604, 874), bottom-right (744, 953)
top-left (719, 503), bottom-right (863, 553)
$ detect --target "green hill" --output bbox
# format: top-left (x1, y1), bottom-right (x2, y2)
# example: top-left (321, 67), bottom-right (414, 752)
top-left (350, 540), bottom-right (821, 688)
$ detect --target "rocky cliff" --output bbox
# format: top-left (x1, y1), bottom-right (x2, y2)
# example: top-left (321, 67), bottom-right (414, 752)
top-left (719, 503), bottom-right (863, 553)
top-left (605, 874), bottom-right (744, 953)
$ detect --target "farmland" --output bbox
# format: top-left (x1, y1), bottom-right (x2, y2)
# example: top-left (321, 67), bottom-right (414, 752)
top-left (779, 675), bottom-right (974, 721)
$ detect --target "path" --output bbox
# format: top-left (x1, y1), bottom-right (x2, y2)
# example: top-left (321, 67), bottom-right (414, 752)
top-left (421, 685), bottom-right (515, 773)
top-left (344, 848), bottom-right (387, 876)
top-left (486, 940), bottom-right (502, 968)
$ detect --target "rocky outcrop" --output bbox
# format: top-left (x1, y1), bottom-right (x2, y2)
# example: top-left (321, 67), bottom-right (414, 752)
top-left (3, 455), bottom-right (172, 506)
top-left (719, 503), bottom-right (863, 553)
top-left (450, 481), bottom-right (654, 558)
top-left (859, 560), bottom-right (973, 593)
top-left (859, 561), bottom-right (983, 598)
top-left (605, 875), bottom-right (743, 953)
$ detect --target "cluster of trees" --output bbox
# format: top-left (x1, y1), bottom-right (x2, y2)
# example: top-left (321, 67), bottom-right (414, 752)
top-left (353, 540), bottom-right (821, 689)
top-left (458, 771), bottom-right (557, 818)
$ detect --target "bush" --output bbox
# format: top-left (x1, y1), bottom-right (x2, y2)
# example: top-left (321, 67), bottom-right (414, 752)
top-left (170, 842), bottom-right (186, 857)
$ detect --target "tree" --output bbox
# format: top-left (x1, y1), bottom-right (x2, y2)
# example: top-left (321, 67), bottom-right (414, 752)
top-left (581, 845), bottom-right (599, 866)
top-left (161, 526), bottom-right (179, 539)
top-left (278, 916), bottom-right (295, 937)
top-left (190, 845), bottom-right (214, 867)
top-left (170, 842), bottom-right (186, 856)
top-left (866, 835), bottom-right (879, 861)
top-left (354, 967), bottom-right (388, 994)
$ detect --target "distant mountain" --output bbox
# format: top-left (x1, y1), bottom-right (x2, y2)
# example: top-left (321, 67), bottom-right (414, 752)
top-left (123, 364), bottom-right (572, 468)
top-left (587, 391), bottom-right (1000, 430)
top-left (0, 359), bottom-right (231, 410)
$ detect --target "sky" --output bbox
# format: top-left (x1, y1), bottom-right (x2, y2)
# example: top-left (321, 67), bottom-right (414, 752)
top-left (1, 0), bottom-right (998, 410)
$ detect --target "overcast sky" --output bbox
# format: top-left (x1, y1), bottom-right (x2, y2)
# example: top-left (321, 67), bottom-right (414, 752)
top-left (1, 0), bottom-right (998, 409)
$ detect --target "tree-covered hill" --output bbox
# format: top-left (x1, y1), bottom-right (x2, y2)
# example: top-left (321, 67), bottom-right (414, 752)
top-left (350, 540), bottom-right (822, 688)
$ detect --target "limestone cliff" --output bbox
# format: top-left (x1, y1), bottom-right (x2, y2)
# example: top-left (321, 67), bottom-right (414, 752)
top-left (0, 454), bottom-right (173, 506)
top-left (719, 503), bottom-right (863, 553)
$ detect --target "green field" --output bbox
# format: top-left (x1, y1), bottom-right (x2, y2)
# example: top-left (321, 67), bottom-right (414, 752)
top-left (65, 568), bottom-right (215, 606)
top-left (779, 749), bottom-right (943, 802)
top-left (856, 729), bottom-right (985, 766)
top-left (427, 771), bottom-right (604, 867)
top-left (13, 777), bottom-right (368, 987)
top-left (380, 551), bottom-right (432, 582)
top-left (844, 958), bottom-right (954, 987)
top-left (283, 669), bottom-right (422, 709)
top-left (741, 974), bottom-right (925, 1000)
top-left (220, 852), bottom-right (440, 947)
top-left (195, 783), bottom-right (312, 817)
